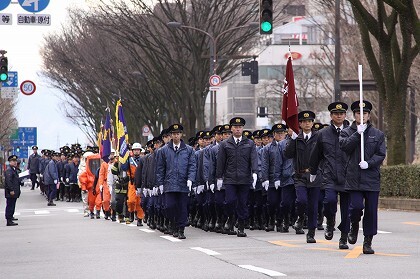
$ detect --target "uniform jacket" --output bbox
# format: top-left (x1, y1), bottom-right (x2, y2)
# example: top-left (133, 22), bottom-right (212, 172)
top-left (134, 156), bottom-right (145, 189)
top-left (261, 141), bottom-right (282, 187)
top-left (39, 157), bottom-right (49, 176)
top-left (195, 148), bottom-right (206, 186)
top-left (44, 159), bottom-right (59, 185)
top-left (339, 121), bottom-right (386, 192)
top-left (4, 166), bottom-right (21, 198)
top-left (310, 123), bottom-right (349, 191)
top-left (145, 153), bottom-right (157, 189)
top-left (156, 140), bottom-right (196, 193)
top-left (57, 160), bottom-right (66, 181)
top-left (284, 131), bottom-right (321, 188)
top-left (202, 143), bottom-right (215, 185)
top-left (278, 139), bottom-right (294, 186)
top-left (27, 153), bottom-right (41, 174)
top-left (65, 162), bottom-right (79, 184)
top-left (216, 136), bottom-right (258, 185)
top-left (207, 143), bottom-right (220, 187)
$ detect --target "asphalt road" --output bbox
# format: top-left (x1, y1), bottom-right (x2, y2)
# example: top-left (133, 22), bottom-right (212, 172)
top-left (1, 186), bottom-right (419, 279)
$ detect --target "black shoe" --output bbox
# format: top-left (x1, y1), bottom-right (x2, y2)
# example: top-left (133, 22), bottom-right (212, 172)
top-left (348, 222), bottom-right (359, 244)
top-left (306, 229), bottom-right (316, 243)
top-left (339, 232), bottom-right (349, 249)
top-left (137, 219), bottom-right (143, 227)
top-left (47, 202), bottom-right (56, 206)
top-left (111, 216), bottom-right (117, 222)
top-left (7, 220), bottom-right (18, 226)
top-left (31, 188), bottom-right (35, 190)
top-left (96, 211), bottom-right (101, 219)
top-left (90, 212), bottom-right (95, 219)
top-left (12, 217), bottom-right (18, 221)
top-left (363, 235), bottom-right (375, 254)
top-left (237, 220), bottom-right (247, 237)
top-left (293, 216), bottom-right (305, 234)
top-left (178, 228), bottom-right (186, 239)
top-left (325, 226), bottom-right (334, 240)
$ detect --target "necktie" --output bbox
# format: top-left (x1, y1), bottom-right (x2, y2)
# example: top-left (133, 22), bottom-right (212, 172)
top-left (305, 135), bottom-right (309, 142)
top-left (336, 128), bottom-right (341, 136)
top-left (236, 139), bottom-right (240, 145)
top-left (175, 146), bottom-right (178, 152)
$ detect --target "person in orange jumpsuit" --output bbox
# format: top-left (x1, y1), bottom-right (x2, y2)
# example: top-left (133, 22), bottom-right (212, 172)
top-left (79, 153), bottom-right (101, 219)
top-left (126, 143), bottom-right (145, 225)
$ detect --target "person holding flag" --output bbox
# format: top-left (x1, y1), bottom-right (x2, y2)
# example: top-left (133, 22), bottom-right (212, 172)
top-left (339, 100), bottom-right (386, 254)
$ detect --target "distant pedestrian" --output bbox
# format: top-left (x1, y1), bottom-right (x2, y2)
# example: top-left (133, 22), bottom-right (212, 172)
top-left (4, 155), bottom-right (21, 226)
top-left (27, 145), bottom-right (41, 190)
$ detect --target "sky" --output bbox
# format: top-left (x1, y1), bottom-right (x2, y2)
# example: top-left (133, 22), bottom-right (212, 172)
top-left (0, 0), bottom-right (90, 151)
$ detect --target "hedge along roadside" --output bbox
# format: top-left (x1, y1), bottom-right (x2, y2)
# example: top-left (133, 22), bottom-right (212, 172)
top-left (380, 164), bottom-right (420, 199)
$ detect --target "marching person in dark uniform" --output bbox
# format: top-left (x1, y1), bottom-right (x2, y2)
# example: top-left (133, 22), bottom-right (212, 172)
top-left (27, 146), bottom-right (41, 190)
top-left (44, 152), bottom-right (60, 206)
top-left (65, 153), bottom-right (80, 202)
top-left (309, 102), bottom-right (351, 249)
top-left (4, 155), bottom-right (21, 226)
top-left (339, 100), bottom-right (386, 254)
top-left (38, 150), bottom-right (49, 196)
top-left (285, 111), bottom-right (321, 243)
top-left (216, 117), bottom-right (258, 237)
top-left (156, 124), bottom-right (196, 239)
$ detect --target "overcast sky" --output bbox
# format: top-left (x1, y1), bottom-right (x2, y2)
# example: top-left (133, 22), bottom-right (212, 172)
top-left (1, 0), bottom-right (89, 151)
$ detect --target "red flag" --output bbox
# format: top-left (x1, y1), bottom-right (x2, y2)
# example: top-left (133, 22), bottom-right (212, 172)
top-left (281, 56), bottom-right (299, 134)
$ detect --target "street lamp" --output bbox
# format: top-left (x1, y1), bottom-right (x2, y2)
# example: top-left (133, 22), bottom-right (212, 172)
top-left (167, 21), bottom-right (259, 127)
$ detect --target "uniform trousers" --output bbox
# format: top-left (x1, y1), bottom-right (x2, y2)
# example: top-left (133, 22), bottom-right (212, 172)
top-left (267, 187), bottom-right (282, 217)
top-left (349, 191), bottom-right (379, 236)
top-left (295, 186), bottom-right (320, 230)
top-left (280, 184), bottom-right (296, 218)
top-left (214, 189), bottom-right (226, 219)
top-left (30, 173), bottom-right (38, 189)
top-left (5, 198), bottom-right (17, 220)
top-left (323, 188), bottom-right (350, 233)
top-left (48, 184), bottom-right (57, 202)
top-left (165, 192), bottom-right (189, 229)
top-left (205, 191), bottom-right (215, 221)
top-left (224, 184), bottom-right (250, 221)
top-left (248, 189), bottom-right (263, 219)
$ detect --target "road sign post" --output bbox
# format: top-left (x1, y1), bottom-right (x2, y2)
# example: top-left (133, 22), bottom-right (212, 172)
top-left (20, 80), bottom-right (36, 95)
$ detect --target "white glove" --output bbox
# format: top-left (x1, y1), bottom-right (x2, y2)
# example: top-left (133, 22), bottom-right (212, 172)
top-left (60, 177), bottom-right (64, 182)
top-left (153, 187), bottom-right (158, 196)
top-left (159, 185), bottom-right (164, 194)
top-left (291, 131), bottom-right (298, 140)
top-left (147, 189), bottom-right (152, 196)
top-left (262, 180), bottom-right (269, 190)
top-left (136, 189), bottom-right (141, 196)
top-left (54, 179), bottom-right (58, 184)
top-left (187, 180), bottom-right (192, 191)
top-left (357, 124), bottom-right (367, 134)
top-left (217, 179), bottom-right (223, 189)
top-left (209, 184), bottom-right (215, 193)
top-left (40, 174), bottom-right (43, 178)
top-left (37, 174), bottom-right (40, 180)
top-left (274, 180), bottom-right (280, 189)
top-left (359, 161), bottom-right (368, 169)
top-left (143, 189), bottom-right (148, 197)
top-left (310, 174), bottom-right (317, 183)
top-left (252, 173), bottom-right (257, 189)
top-left (66, 178), bottom-right (69, 183)
top-left (99, 185), bottom-right (103, 191)
top-left (193, 187), bottom-right (197, 194)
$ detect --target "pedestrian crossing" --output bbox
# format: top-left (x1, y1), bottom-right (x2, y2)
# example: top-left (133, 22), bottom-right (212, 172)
top-left (0, 206), bottom-right (86, 217)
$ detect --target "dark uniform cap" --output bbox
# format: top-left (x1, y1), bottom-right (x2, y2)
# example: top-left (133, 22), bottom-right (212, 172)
top-left (313, 122), bottom-right (323, 131)
top-left (351, 100), bottom-right (372, 112)
top-left (323, 124), bottom-right (330, 128)
top-left (153, 136), bottom-right (163, 143)
top-left (220, 124), bottom-right (231, 133)
top-left (32, 145), bottom-right (38, 150)
top-left (169, 124), bottom-right (183, 133)
top-left (211, 125), bottom-right (222, 135)
top-left (328, 102), bottom-right (348, 112)
top-left (229, 117), bottom-right (246, 126)
top-left (203, 131), bottom-right (212, 139)
top-left (146, 140), bottom-right (154, 147)
top-left (298, 110), bottom-right (316, 121)
top-left (259, 129), bottom-right (272, 137)
top-left (271, 123), bottom-right (288, 132)
top-left (8, 155), bottom-right (18, 161)
top-left (252, 130), bottom-right (260, 138)
top-left (196, 131), bottom-right (205, 139)
top-left (243, 130), bottom-right (252, 138)
top-left (188, 137), bottom-right (196, 146)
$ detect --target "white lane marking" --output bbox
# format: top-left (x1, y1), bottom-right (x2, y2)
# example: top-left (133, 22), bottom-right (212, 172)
top-left (14, 212), bottom-right (21, 216)
top-left (139, 229), bottom-right (155, 233)
top-left (127, 223), bottom-right (137, 227)
top-left (238, 265), bottom-right (286, 277)
top-left (34, 210), bottom-right (50, 215)
top-left (190, 247), bottom-right (220, 256)
top-left (377, 230), bottom-right (392, 234)
top-left (66, 209), bottom-right (79, 213)
top-left (160, 236), bottom-right (182, 242)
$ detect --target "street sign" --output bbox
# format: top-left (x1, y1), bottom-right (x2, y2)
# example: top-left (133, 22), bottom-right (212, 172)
top-left (1, 87), bottom-right (18, 99)
top-left (209, 75), bottom-right (221, 87)
top-left (1, 71), bottom-right (18, 87)
top-left (17, 14), bottom-right (51, 26)
top-left (18, 0), bottom-right (50, 13)
top-left (10, 127), bottom-right (37, 147)
top-left (0, 13), bottom-right (12, 25)
top-left (142, 125), bottom-right (151, 137)
top-left (209, 86), bottom-right (220, 91)
top-left (0, 0), bottom-right (11, 11)
top-left (20, 80), bottom-right (36, 95)
top-left (14, 147), bottom-right (29, 159)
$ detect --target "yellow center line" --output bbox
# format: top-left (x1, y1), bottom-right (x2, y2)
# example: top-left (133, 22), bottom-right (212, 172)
top-left (375, 252), bottom-right (410, 257)
top-left (344, 246), bottom-right (363, 258)
top-left (269, 241), bottom-right (300, 247)
top-left (402, 222), bottom-right (420, 226)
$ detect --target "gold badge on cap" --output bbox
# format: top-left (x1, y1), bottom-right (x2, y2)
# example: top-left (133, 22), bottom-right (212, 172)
top-left (277, 124), bottom-right (281, 128)
top-left (304, 113), bottom-right (309, 118)
top-left (174, 124), bottom-right (178, 129)
top-left (235, 118), bottom-right (241, 123)
top-left (336, 104), bottom-right (342, 109)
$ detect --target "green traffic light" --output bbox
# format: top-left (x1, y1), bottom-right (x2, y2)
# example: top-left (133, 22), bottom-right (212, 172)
top-left (261, 21), bottom-right (272, 32)
top-left (0, 73), bottom-right (7, 81)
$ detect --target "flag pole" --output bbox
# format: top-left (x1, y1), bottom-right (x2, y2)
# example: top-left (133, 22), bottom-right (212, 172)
top-left (358, 64), bottom-right (365, 162)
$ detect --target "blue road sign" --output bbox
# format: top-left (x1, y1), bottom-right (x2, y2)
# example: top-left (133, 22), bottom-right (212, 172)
top-left (10, 127), bottom-right (37, 147)
top-left (13, 147), bottom-right (29, 159)
top-left (0, 0), bottom-right (12, 11)
top-left (1, 71), bottom-right (18, 87)
top-left (18, 0), bottom-right (50, 13)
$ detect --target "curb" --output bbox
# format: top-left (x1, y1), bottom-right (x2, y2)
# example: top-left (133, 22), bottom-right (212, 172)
top-left (379, 197), bottom-right (420, 212)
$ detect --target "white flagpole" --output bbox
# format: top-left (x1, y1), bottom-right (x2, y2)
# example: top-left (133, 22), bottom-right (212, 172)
top-left (358, 64), bottom-right (365, 162)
